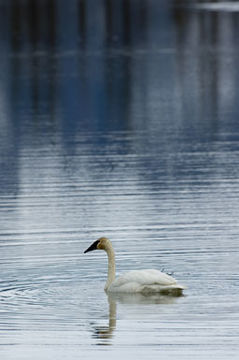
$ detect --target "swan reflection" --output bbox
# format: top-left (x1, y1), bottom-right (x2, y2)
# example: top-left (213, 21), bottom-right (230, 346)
top-left (92, 299), bottom-right (116, 343)
top-left (108, 291), bottom-right (180, 305)
top-left (92, 292), bottom-right (180, 344)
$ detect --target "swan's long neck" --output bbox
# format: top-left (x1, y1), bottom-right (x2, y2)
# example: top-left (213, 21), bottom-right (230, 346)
top-left (104, 243), bottom-right (116, 291)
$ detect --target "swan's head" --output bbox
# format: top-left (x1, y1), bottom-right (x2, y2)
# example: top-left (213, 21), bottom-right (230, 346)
top-left (84, 237), bottom-right (110, 253)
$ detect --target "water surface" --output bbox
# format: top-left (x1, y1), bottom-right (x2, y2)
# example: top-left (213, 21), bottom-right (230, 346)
top-left (0, 1), bottom-right (239, 359)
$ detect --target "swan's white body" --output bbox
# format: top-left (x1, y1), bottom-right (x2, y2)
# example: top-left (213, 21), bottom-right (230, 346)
top-left (84, 237), bottom-right (185, 295)
top-left (107, 269), bottom-right (184, 294)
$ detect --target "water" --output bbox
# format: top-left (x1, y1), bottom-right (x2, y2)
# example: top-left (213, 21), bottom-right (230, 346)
top-left (0, 0), bottom-right (239, 359)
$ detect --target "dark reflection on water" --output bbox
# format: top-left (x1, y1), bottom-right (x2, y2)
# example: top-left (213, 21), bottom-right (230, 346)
top-left (0, 0), bottom-right (239, 359)
top-left (2, 0), bottom-right (238, 137)
top-left (1, 0), bottom-right (238, 174)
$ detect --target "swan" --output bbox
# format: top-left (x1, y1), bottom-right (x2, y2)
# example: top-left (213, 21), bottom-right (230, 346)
top-left (84, 237), bottom-right (186, 295)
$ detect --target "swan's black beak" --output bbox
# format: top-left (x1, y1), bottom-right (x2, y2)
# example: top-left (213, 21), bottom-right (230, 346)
top-left (84, 240), bottom-right (100, 253)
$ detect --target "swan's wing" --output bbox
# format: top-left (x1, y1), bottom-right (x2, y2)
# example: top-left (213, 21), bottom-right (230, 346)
top-left (113, 269), bottom-right (177, 288)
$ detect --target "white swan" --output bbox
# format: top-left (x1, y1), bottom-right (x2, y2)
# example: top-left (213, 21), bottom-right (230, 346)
top-left (84, 237), bottom-right (186, 295)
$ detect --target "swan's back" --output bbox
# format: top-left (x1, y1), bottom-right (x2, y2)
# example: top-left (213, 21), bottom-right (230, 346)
top-left (108, 269), bottom-right (185, 295)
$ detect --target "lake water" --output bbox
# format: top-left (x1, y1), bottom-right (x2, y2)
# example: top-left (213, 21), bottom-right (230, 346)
top-left (0, 0), bottom-right (239, 359)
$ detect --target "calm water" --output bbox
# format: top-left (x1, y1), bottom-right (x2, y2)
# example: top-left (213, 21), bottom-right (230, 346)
top-left (0, 0), bottom-right (239, 359)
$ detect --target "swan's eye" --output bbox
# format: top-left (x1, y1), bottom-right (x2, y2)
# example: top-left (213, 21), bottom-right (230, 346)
top-left (97, 241), bottom-right (104, 250)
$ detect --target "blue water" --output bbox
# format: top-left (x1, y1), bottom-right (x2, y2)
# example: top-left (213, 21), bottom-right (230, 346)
top-left (0, 1), bottom-right (239, 359)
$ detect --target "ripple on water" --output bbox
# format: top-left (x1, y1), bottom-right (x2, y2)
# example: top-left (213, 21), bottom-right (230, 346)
top-left (0, 278), bottom-right (98, 332)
